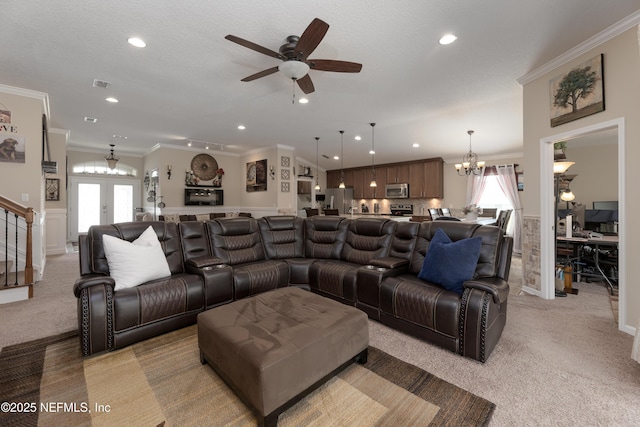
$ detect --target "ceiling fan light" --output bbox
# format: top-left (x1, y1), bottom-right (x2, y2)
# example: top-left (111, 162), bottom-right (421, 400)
top-left (278, 61), bottom-right (310, 79)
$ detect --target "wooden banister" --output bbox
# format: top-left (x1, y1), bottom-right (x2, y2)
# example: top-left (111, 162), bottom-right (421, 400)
top-left (0, 195), bottom-right (34, 285)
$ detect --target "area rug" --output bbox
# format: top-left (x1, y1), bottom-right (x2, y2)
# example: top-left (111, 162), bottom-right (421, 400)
top-left (1, 326), bottom-right (494, 426)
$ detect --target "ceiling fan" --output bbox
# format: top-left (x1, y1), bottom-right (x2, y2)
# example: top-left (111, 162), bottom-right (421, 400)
top-left (225, 18), bottom-right (362, 94)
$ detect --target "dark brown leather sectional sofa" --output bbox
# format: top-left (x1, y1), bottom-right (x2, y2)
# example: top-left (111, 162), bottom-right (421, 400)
top-left (74, 215), bottom-right (512, 362)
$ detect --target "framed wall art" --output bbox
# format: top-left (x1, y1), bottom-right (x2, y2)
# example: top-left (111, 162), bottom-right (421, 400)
top-left (0, 134), bottom-right (25, 163)
top-left (516, 171), bottom-right (524, 191)
top-left (550, 54), bottom-right (604, 127)
top-left (46, 178), bottom-right (60, 201)
top-left (246, 159), bottom-right (268, 192)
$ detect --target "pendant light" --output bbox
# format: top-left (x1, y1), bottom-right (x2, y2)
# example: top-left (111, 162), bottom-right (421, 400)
top-left (314, 137), bottom-right (321, 191)
top-left (369, 123), bottom-right (377, 187)
top-left (338, 130), bottom-right (346, 189)
top-left (105, 144), bottom-right (119, 169)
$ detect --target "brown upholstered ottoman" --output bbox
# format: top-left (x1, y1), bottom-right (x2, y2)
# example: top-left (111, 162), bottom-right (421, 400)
top-left (198, 287), bottom-right (369, 427)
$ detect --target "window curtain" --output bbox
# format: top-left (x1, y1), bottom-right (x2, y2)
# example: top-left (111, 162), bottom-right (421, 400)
top-left (494, 164), bottom-right (523, 254)
top-left (465, 167), bottom-right (488, 206)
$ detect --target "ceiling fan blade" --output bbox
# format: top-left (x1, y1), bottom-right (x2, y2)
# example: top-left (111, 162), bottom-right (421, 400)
top-left (297, 74), bottom-right (315, 94)
top-left (241, 66), bottom-right (280, 82)
top-left (294, 18), bottom-right (329, 60)
top-left (225, 35), bottom-right (283, 60)
top-left (308, 59), bottom-right (363, 73)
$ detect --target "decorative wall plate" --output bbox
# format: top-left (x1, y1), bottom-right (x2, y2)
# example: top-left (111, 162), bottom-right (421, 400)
top-left (191, 153), bottom-right (218, 181)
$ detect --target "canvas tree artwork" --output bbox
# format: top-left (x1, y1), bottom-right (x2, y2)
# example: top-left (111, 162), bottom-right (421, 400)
top-left (549, 54), bottom-right (604, 127)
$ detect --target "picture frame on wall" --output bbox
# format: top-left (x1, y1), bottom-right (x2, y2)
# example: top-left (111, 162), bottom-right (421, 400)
top-left (0, 134), bottom-right (25, 163)
top-left (246, 159), bottom-right (268, 192)
top-left (516, 171), bottom-right (524, 191)
top-left (46, 178), bottom-right (60, 201)
top-left (549, 54), bottom-right (604, 127)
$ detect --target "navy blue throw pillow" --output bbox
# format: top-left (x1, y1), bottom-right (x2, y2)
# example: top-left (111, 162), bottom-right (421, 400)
top-left (418, 229), bottom-right (482, 294)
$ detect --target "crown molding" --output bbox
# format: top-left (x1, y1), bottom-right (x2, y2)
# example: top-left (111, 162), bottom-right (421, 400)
top-left (146, 142), bottom-right (240, 157)
top-left (517, 11), bottom-right (640, 85)
top-left (66, 145), bottom-right (144, 158)
top-left (49, 127), bottom-right (70, 138)
top-left (0, 83), bottom-right (50, 118)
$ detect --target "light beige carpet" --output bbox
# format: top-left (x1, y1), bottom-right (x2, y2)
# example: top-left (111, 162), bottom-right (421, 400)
top-left (2, 326), bottom-right (494, 426)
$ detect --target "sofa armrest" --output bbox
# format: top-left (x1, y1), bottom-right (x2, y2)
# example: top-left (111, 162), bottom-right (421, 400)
top-left (185, 263), bottom-right (234, 309)
top-left (463, 277), bottom-right (509, 304)
top-left (74, 274), bottom-right (116, 355)
top-left (368, 257), bottom-right (409, 269)
top-left (186, 256), bottom-right (226, 269)
top-left (73, 274), bottom-right (115, 297)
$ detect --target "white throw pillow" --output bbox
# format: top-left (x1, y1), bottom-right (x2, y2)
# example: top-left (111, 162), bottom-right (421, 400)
top-left (102, 226), bottom-right (172, 291)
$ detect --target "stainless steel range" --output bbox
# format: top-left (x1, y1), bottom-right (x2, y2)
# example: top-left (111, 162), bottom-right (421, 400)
top-left (390, 204), bottom-right (413, 216)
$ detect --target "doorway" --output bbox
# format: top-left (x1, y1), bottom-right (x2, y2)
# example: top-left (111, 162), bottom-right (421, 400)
top-left (68, 176), bottom-right (140, 241)
top-left (540, 118), bottom-right (627, 332)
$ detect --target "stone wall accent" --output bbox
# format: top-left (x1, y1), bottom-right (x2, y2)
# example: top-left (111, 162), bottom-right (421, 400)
top-left (522, 215), bottom-right (541, 291)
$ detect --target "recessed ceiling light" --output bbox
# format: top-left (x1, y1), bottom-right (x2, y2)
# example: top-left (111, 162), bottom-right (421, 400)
top-left (333, 156), bottom-right (339, 160)
top-left (354, 136), bottom-right (361, 141)
top-left (299, 97), bottom-right (309, 104)
top-left (237, 125), bottom-right (246, 130)
top-left (369, 150), bottom-right (375, 155)
top-left (187, 142), bottom-right (192, 147)
top-left (439, 34), bottom-right (457, 45)
top-left (112, 134), bottom-right (127, 140)
top-left (105, 97), bottom-right (118, 103)
top-left (412, 143), bottom-right (420, 148)
top-left (205, 146), bottom-right (209, 150)
top-left (127, 37), bottom-right (147, 48)
top-left (84, 116), bottom-right (97, 123)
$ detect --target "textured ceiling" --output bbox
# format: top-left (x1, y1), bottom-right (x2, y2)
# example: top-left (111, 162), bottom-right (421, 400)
top-left (1, 1), bottom-right (638, 170)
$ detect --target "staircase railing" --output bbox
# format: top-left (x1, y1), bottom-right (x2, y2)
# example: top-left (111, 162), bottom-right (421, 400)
top-left (0, 195), bottom-right (34, 286)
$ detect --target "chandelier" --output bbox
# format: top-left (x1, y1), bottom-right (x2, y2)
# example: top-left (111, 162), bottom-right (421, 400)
top-left (105, 144), bottom-right (119, 169)
top-left (455, 130), bottom-right (485, 176)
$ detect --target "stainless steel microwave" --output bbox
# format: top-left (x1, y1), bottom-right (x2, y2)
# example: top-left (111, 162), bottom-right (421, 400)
top-left (385, 183), bottom-right (409, 198)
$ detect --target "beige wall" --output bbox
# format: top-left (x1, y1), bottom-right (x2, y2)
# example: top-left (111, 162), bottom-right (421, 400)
top-left (44, 129), bottom-right (69, 210)
top-left (143, 146), bottom-right (241, 210)
top-left (562, 144), bottom-right (617, 210)
top-left (0, 89), bottom-right (47, 214)
top-left (522, 26), bottom-right (640, 331)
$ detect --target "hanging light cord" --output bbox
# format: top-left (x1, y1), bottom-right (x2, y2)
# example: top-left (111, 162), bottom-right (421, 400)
top-left (315, 137), bottom-right (320, 190)
top-left (340, 130), bottom-right (345, 183)
top-left (370, 122), bottom-right (376, 179)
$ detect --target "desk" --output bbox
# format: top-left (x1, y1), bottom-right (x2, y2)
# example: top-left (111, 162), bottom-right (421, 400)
top-left (557, 235), bottom-right (618, 294)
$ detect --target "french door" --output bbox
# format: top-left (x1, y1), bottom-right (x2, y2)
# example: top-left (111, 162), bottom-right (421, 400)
top-left (68, 176), bottom-right (140, 241)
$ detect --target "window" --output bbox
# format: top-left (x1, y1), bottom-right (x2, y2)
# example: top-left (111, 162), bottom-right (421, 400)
top-left (477, 175), bottom-right (514, 212)
top-left (72, 162), bottom-right (137, 177)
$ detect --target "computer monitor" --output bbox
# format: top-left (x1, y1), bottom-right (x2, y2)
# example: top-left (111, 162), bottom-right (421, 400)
top-left (592, 201), bottom-right (618, 210)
